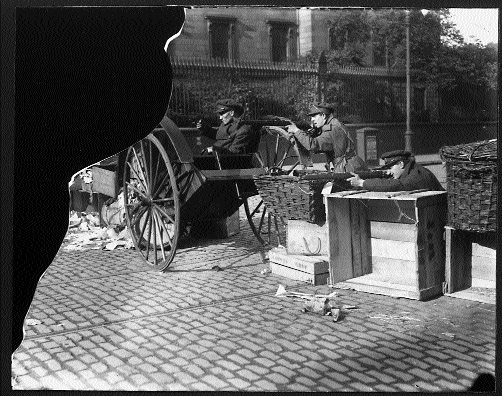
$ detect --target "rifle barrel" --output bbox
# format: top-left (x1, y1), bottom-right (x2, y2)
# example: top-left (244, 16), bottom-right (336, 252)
top-left (296, 171), bottom-right (389, 181)
top-left (241, 119), bottom-right (291, 127)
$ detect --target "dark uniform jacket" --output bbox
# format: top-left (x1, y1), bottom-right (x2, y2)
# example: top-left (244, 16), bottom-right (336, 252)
top-left (292, 115), bottom-right (366, 172)
top-left (363, 158), bottom-right (444, 192)
top-left (202, 118), bottom-right (259, 154)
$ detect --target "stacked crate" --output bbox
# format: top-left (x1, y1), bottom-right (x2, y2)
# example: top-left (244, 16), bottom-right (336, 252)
top-left (268, 220), bottom-right (330, 286)
top-left (440, 140), bottom-right (497, 303)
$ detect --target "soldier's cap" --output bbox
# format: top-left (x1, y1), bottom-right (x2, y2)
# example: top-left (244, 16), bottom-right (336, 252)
top-left (307, 102), bottom-right (335, 116)
top-left (379, 150), bottom-right (413, 168)
top-left (215, 99), bottom-right (243, 114)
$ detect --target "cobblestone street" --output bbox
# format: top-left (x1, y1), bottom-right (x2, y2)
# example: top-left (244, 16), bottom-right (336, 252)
top-left (12, 209), bottom-right (496, 391)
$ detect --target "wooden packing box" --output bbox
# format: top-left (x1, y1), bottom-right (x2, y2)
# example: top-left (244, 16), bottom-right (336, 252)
top-left (444, 227), bottom-right (496, 304)
top-left (471, 243), bottom-right (496, 286)
top-left (287, 220), bottom-right (328, 255)
top-left (269, 247), bottom-right (329, 286)
top-left (91, 166), bottom-right (118, 198)
top-left (323, 190), bottom-right (447, 300)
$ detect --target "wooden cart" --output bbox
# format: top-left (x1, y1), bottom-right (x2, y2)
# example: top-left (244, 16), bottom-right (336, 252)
top-left (118, 116), bottom-right (304, 271)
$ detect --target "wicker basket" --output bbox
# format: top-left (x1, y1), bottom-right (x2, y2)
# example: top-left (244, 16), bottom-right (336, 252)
top-left (439, 139), bottom-right (497, 233)
top-left (253, 171), bottom-right (348, 224)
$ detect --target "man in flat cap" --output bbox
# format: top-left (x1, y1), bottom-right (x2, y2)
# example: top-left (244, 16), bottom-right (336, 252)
top-left (347, 150), bottom-right (444, 191)
top-left (196, 99), bottom-right (259, 154)
top-left (286, 102), bottom-right (367, 173)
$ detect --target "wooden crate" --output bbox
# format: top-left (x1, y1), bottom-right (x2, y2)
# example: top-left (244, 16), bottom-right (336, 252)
top-left (269, 247), bottom-right (329, 286)
top-left (444, 227), bottom-right (496, 304)
top-left (286, 220), bottom-right (328, 255)
top-left (91, 166), bottom-right (118, 198)
top-left (323, 190), bottom-right (447, 300)
top-left (471, 244), bottom-right (496, 285)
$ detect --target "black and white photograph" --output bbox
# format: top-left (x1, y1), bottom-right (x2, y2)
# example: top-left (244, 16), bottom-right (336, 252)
top-left (8, 2), bottom-right (498, 392)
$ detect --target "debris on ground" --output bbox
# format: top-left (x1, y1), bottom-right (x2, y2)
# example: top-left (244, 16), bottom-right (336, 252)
top-left (274, 284), bottom-right (356, 322)
top-left (368, 313), bottom-right (422, 328)
top-left (302, 297), bottom-right (333, 314)
top-left (331, 307), bottom-right (341, 321)
top-left (63, 211), bottom-right (134, 251)
top-left (101, 192), bottom-right (126, 226)
top-left (274, 284), bottom-right (338, 300)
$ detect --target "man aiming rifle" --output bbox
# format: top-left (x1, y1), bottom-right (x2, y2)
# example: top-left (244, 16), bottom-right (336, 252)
top-left (285, 102), bottom-right (367, 173)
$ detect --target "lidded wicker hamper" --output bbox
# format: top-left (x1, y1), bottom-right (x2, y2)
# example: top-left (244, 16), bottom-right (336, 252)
top-left (439, 139), bottom-right (497, 233)
top-left (253, 170), bottom-right (348, 224)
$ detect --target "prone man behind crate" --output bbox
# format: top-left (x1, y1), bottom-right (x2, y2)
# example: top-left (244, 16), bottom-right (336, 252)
top-left (347, 150), bottom-right (444, 192)
top-left (285, 102), bottom-right (367, 173)
top-left (196, 99), bottom-right (260, 155)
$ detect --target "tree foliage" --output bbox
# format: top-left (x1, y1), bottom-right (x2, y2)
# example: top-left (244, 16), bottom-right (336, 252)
top-left (303, 8), bottom-right (497, 121)
top-left (306, 8), bottom-right (497, 88)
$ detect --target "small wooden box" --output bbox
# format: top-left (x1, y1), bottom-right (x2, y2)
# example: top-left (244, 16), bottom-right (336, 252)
top-left (91, 166), bottom-right (118, 198)
top-left (269, 247), bottom-right (329, 286)
top-left (471, 242), bottom-right (496, 287)
top-left (323, 190), bottom-right (447, 300)
top-left (286, 220), bottom-right (328, 255)
top-left (444, 227), bottom-right (496, 304)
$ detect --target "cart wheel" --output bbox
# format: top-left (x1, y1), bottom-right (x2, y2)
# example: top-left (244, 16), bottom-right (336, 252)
top-left (123, 135), bottom-right (181, 271)
top-left (244, 126), bottom-right (299, 245)
top-left (257, 126), bottom-right (301, 175)
top-left (243, 194), bottom-right (268, 245)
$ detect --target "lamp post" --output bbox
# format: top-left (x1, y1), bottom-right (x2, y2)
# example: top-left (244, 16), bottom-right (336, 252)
top-left (404, 9), bottom-right (413, 152)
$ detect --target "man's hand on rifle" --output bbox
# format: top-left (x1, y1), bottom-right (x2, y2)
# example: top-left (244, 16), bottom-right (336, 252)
top-left (196, 118), bottom-right (206, 130)
top-left (285, 122), bottom-right (300, 135)
top-left (200, 146), bottom-right (215, 155)
top-left (347, 173), bottom-right (364, 188)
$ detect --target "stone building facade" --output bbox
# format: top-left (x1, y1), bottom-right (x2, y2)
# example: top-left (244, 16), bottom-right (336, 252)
top-left (169, 6), bottom-right (376, 63)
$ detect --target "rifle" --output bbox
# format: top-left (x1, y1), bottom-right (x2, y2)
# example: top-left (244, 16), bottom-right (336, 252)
top-left (194, 115), bottom-right (312, 132)
top-left (240, 116), bottom-right (312, 132)
top-left (293, 170), bottom-right (391, 181)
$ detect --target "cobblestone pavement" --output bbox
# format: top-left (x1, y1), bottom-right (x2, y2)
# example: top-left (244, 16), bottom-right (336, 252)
top-left (12, 206), bottom-right (496, 391)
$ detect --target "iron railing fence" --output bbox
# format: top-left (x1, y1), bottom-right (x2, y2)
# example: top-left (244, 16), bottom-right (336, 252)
top-left (323, 66), bottom-right (408, 123)
top-left (167, 57), bottom-right (319, 127)
top-left (166, 57), bottom-right (496, 127)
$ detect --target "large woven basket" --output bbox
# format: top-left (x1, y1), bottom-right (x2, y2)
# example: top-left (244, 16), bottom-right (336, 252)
top-left (253, 170), bottom-right (348, 224)
top-left (439, 139), bottom-right (497, 233)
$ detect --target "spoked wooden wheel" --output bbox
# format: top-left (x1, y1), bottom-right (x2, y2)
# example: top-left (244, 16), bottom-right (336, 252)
top-left (257, 126), bottom-right (302, 175)
top-left (245, 126), bottom-right (303, 245)
top-left (123, 135), bottom-right (181, 271)
top-left (243, 194), bottom-right (267, 245)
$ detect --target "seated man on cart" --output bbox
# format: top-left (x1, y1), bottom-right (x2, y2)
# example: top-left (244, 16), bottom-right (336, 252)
top-left (196, 99), bottom-right (260, 155)
top-left (347, 150), bottom-right (444, 191)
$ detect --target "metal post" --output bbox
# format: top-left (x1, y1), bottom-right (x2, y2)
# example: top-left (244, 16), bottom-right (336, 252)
top-left (404, 10), bottom-right (413, 152)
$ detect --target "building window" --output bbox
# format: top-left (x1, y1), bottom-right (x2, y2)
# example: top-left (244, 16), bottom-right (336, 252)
top-left (267, 21), bottom-right (297, 63)
top-left (206, 17), bottom-right (236, 60)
